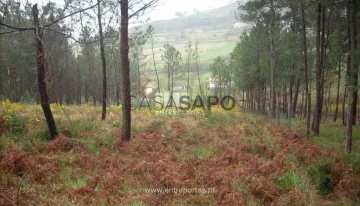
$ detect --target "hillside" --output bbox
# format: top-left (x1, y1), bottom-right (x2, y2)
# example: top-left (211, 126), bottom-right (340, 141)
top-left (139, 1), bottom-right (251, 59)
top-left (144, 1), bottom-right (248, 33)
top-left (137, 1), bottom-right (252, 90)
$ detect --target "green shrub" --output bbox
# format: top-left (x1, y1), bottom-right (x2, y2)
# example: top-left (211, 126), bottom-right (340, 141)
top-left (307, 158), bottom-right (333, 195)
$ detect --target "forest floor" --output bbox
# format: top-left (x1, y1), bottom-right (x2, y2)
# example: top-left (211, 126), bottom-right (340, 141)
top-left (0, 101), bottom-right (359, 205)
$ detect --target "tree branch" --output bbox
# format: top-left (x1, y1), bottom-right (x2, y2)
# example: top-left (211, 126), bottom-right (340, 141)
top-left (0, 22), bottom-right (34, 31)
top-left (44, 27), bottom-right (95, 44)
top-left (43, 0), bottom-right (103, 27)
top-left (0, 30), bottom-right (19, 35)
top-left (44, 27), bottom-right (117, 45)
top-left (129, 0), bottom-right (158, 19)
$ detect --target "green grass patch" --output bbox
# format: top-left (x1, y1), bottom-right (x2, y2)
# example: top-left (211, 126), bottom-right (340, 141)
top-left (100, 135), bottom-right (115, 148)
top-left (205, 110), bottom-right (237, 124)
top-left (127, 201), bottom-right (146, 206)
top-left (307, 157), bottom-right (333, 195)
top-left (86, 141), bottom-right (100, 154)
top-left (59, 118), bottom-right (99, 137)
top-left (275, 170), bottom-right (306, 191)
top-left (9, 115), bottom-right (27, 134)
top-left (194, 147), bottom-right (212, 159)
top-left (232, 181), bottom-right (249, 194)
top-left (66, 176), bottom-right (87, 189)
top-left (120, 183), bottom-right (141, 195)
top-left (288, 118), bottom-right (360, 175)
top-left (60, 167), bottom-right (88, 189)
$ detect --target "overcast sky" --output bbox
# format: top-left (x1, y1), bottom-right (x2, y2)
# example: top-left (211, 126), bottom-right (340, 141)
top-left (27, 0), bottom-right (232, 21)
top-left (149, 0), bottom-right (231, 20)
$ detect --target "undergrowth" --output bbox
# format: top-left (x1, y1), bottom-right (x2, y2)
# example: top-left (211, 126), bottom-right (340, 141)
top-left (0, 102), bottom-right (359, 205)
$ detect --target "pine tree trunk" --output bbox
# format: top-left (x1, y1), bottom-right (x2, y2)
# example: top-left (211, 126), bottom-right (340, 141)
top-left (137, 57), bottom-right (141, 95)
top-left (97, 0), bottom-right (107, 120)
top-left (269, 0), bottom-right (276, 118)
top-left (32, 4), bottom-right (58, 139)
top-left (301, 2), bottom-right (311, 138)
top-left (292, 78), bottom-right (300, 117)
top-left (65, 44), bottom-right (72, 105)
top-left (120, 0), bottom-right (131, 141)
top-left (151, 35), bottom-right (160, 94)
top-left (325, 83), bottom-right (331, 121)
top-left (313, 2), bottom-right (324, 136)
top-left (76, 49), bottom-right (82, 105)
top-left (167, 63), bottom-right (171, 92)
top-left (195, 41), bottom-right (203, 98)
top-left (288, 86), bottom-right (292, 129)
top-left (352, 51), bottom-right (358, 125)
top-left (334, 61), bottom-right (341, 122)
top-left (112, 41), bottom-right (120, 105)
top-left (346, 0), bottom-right (357, 153)
top-left (289, 69), bottom-right (294, 117)
top-left (187, 48), bottom-right (190, 94)
top-left (343, 87), bottom-right (347, 126)
top-left (300, 89), bottom-right (304, 120)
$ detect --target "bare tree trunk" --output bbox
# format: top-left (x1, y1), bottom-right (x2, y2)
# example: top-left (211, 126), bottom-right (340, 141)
top-left (65, 44), bottom-right (72, 105)
top-left (300, 89), bottom-right (304, 120)
top-left (186, 43), bottom-right (190, 94)
top-left (138, 57), bottom-right (142, 95)
top-left (97, 0), bottom-right (107, 120)
top-left (352, 56), bottom-right (358, 125)
top-left (283, 84), bottom-right (287, 114)
top-left (167, 63), bottom-right (171, 92)
top-left (288, 92), bottom-right (292, 129)
top-left (32, 4), bottom-right (58, 139)
top-left (120, 0), bottom-right (131, 141)
top-left (334, 61), bottom-right (341, 122)
top-left (325, 83), bottom-right (331, 121)
top-left (293, 78), bottom-right (300, 117)
top-left (301, 2), bottom-right (311, 138)
top-left (171, 66), bottom-right (174, 97)
top-left (289, 69), bottom-right (294, 116)
top-left (151, 33), bottom-right (160, 94)
top-left (346, 0), bottom-right (357, 153)
top-left (277, 89), bottom-right (281, 125)
top-left (195, 41), bottom-right (203, 98)
top-left (112, 41), bottom-right (120, 105)
top-left (269, 0), bottom-right (276, 119)
top-left (76, 47), bottom-right (82, 105)
top-left (343, 87), bottom-right (347, 126)
top-left (312, 2), bottom-right (324, 136)
top-left (261, 81), bottom-right (266, 114)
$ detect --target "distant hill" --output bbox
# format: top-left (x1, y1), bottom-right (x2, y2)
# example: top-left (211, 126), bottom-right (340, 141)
top-left (141, 1), bottom-right (250, 33)
top-left (136, 1), bottom-right (251, 93)
top-left (137, 0), bottom-right (252, 81)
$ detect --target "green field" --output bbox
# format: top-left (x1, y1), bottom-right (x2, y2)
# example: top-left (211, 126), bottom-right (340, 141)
top-left (140, 28), bottom-right (240, 93)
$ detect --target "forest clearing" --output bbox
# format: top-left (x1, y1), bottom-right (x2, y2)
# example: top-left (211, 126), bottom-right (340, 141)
top-left (1, 0), bottom-right (360, 205)
top-left (0, 102), bottom-right (360, 205)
